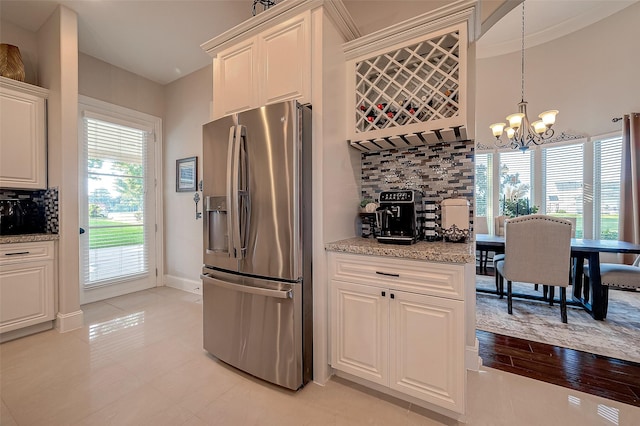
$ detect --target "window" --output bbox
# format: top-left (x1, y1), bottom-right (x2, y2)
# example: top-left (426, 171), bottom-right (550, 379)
top-left (542, 144), bottom-right (584, 237)
top-left (498, 150), bottom-right (531, 216)
top-left (594, 136), bottom-right (622, 240)
top-left (474, 153), bottom-right (489, 217)
top-left (477, 133), bottom-right (620, 240)
top-left (84, 117), bottom-right (149, 285)
top-left (79, 96), bottom-right (161, 304)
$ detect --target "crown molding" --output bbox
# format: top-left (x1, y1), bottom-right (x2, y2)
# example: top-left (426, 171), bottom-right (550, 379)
top-left (343, 0), bottom-right (478, 61)
top-left (323, 0), bottom-right (361, 42)
top-left (0, 76), bottom-right (49, 98)
top-left (201, 0), bottom-right (359, 57)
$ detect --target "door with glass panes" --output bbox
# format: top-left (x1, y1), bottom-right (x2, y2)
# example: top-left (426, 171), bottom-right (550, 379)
top-left (79, 107), bottom-right (158, 304)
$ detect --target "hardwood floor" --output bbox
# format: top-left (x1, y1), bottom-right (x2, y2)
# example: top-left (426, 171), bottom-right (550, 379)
top-left (475, 264), bottom-right (640, 407)
top-left (477, 330), bottom-right (640, 407)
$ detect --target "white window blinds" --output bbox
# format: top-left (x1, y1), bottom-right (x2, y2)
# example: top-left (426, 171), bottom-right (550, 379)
top-left (594, 136), bottom-right (622, 240)
top-left (82, 116), bottom-right (150, 287)
top-left (542, 143), bottom-right (584, 237)
top-left (475, 153), bottom-right (489, 217)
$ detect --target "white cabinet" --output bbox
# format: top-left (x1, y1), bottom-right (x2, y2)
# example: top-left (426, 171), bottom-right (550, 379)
top-left (389, 290), bottom-right (463, 408)
top-left (0, 241), bottom-right (55, 334)
top-left (331, 280), bottom-right (388, 385)
top-left (0, 77), bottom-right (48, 189)
top-left (214, 38), bottom-right (259, 117)
top-left (260, 13), bottom-right (311, 106)
top-left (329, 252), bottom-right (465, 415)
top-left (211, 12), bottom-right (311, 119)
top-left (342, 3), bottom-right (477, 152)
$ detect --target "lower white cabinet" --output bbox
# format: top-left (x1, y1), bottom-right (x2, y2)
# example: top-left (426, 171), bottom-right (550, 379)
top-left (0, 241), bottom-right (55, 334)
top-left (329, 252), bottom-right (465, 415)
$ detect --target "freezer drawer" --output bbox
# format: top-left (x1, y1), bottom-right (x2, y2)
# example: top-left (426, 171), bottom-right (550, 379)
top-left (202, 270), bottom-right (304, 390)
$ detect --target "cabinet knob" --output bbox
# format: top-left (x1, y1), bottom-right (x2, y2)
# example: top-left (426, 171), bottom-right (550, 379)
top-left (381, 291), bottom-right (386, 297)
top-left (390, 293), bottom-right (395, 299)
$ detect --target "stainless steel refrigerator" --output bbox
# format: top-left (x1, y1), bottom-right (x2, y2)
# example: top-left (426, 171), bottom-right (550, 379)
top-left (201, 100), bottom-right (312, 390)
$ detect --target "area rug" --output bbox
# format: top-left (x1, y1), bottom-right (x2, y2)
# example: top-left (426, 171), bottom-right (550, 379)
top-left (475, 275), bottom-right (640, 364)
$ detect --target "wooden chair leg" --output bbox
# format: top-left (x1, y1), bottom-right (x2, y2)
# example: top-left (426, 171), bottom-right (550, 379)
top-left (499, 274), bottom-right (505, 299)
top-left (548, 286), bottom-right (555, 306)
top-left (507, 280), bottom-right (513, 314)
top-left (560, 287), bottom-right (567, 323)
top-left (542, 285), bottom-right (548, 300)
top-left (534, 284), bottom-right (539, 291)
top-left (583, 275), bottom-right (590, 303)
top-left (495, 269), bottom-right (500, 293)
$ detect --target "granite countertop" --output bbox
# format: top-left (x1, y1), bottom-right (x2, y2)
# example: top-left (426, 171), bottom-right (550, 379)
top-left (0, 233), bottom-right (60, 244)
top-left (325, 237), bottom-right (475, 264)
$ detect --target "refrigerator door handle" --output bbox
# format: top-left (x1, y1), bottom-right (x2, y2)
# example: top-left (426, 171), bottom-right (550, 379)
top-left (200, 274), bottom-right (292, 299)
top-left (226, 125), bottom-right (237, 258)
top-left (231, 124), bottom-right (248, 260)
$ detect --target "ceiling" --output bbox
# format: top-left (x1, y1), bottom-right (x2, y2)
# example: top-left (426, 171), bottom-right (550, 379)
top-left (0, 0), bottom-right (637, 85)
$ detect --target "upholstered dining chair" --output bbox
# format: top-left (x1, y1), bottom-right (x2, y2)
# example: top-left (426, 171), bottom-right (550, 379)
top-left (583, 255), bottom-right (640, 316)
top-left (494, 215), bottom-right (573, 323)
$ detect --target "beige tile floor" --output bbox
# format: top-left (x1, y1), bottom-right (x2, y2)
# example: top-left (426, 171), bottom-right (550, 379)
top-left (1, 286), bottom-right (638, 426)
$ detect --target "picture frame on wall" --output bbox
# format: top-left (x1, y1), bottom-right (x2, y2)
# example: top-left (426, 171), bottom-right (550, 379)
top-left (176, 156), bottom-right (198, 192)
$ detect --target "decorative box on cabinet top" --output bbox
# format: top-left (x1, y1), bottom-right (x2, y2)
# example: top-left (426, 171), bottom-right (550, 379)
top-left (343, 1), bottom-right (478, 153)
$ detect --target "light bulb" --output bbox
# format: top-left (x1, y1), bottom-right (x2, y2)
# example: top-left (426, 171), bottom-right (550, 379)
top-left (506, 113), bottom-right (525, 129)
top-left (490, 122), bottom-right (505, 138)
top-left (506, 127), bottom-right (516, 139)
top-left (532, 120), bottom-right (546, 134)
top-left (539, 110), bottom-right (558, 127)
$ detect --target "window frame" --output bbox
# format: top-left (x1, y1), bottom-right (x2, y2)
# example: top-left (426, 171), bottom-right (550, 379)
top-left (475, 131), bottom-right (621, 240)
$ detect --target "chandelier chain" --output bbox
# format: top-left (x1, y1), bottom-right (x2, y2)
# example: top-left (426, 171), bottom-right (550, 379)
top-left (521, 1), bottom-right (525, 102)
top-left (488, 0), bottom-right (558, 152)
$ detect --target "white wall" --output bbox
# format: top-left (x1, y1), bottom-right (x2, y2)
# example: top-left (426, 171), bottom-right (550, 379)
top-left (162, 64), bottom-right (212, 293)
top-left (476, 1), bottom-right (640, 146)
top-left (78, 53), bottom-right (164, 118)
top-left (0, 19), bottom-right (39, 85)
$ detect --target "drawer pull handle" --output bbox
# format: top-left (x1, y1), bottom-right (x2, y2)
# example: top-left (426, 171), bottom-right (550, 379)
top-left (376, 271), bottom-right (399, 278)
top-left (5, 251), bottom-right (30, 256)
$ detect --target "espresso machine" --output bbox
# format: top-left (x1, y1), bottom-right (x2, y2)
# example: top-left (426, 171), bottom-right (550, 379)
top-left (376, 190), bottom-right (422, 245)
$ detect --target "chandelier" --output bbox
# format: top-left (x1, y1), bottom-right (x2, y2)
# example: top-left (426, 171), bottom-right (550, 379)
top-left (489, 1), bottom-right (558, 152)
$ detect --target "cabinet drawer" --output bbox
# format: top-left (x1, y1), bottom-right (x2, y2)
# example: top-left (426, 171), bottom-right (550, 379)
top-left (0, 241), bottom-right (54, 265)
top-left (329, 252), bottom-right (464, 300)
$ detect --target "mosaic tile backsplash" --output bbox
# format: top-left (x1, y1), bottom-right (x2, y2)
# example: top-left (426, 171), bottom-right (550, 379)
top-left (0, 188), bottom-right (59, 235)
top-left (360, 140), bottom-right (475, 237)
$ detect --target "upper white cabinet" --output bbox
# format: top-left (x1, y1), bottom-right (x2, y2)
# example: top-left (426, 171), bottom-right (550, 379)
top-left (260, 13), bottom-right (311, 106)
top-left (0, 77), bottom-right (48, 189)
top-left (214, 38), bottom-right (259, 117)
top-left (343, 1), bottom-right (478, 152)
top-left (210, 11), bottom-right (311, 119)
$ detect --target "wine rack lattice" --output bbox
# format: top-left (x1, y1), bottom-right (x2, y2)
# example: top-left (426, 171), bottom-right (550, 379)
top-left (354, 31), bottom-right (460, 134)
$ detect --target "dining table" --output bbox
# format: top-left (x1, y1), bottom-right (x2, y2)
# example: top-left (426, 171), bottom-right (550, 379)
top-left (475, 234), bottom-right (640, 320)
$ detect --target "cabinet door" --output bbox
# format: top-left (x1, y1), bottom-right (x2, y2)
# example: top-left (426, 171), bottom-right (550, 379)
top-left (0, 260), bottom-right (54, 333)
top-left (0, 86), bottom-right (47, 189)
top-left (259, 12), bottom-right (310, 105)
top-left (330, 280), bottom-right (388, 386)
top-left (213, 37), bottom-right (259, 118)
top-left (389, 291), bottom-right (464, 413)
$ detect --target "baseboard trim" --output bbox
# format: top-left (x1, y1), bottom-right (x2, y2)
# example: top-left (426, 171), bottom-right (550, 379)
top-left (466, 338), bottom-right (481, 371)
top-left (56, 310), bottom-right (84, 333)
top-left (164, 274), bottom-right (202, 295)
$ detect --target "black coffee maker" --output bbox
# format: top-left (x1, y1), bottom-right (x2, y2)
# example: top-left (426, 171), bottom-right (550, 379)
top-left (375, 190), bottom-right (422, 245)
